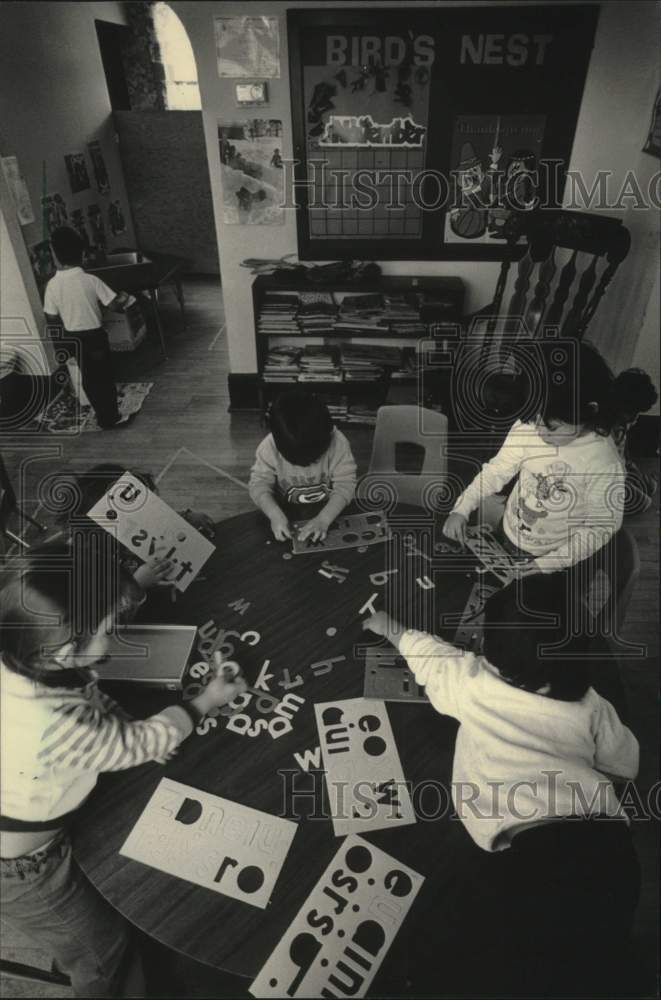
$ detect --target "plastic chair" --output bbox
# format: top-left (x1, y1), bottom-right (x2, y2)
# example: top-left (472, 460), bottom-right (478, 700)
top-left (583, 526), bottom-right (641, 635)
top-left (364, 405), bottom-right (448, 509)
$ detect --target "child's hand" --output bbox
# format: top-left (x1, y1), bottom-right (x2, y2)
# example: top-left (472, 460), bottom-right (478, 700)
top-left (362, 611), bottom-right (403, 640)
top-left (269, 509), bottom-right (292, 541)
top-left (443, 512), bottom-right (468, 545)
top-left (191, 672), bottom-right (248, 715)
top-left (133, 552), bottom-right (175, 589)
top-left (182, 509), bottom-right (216, 539)
top-left (298, 514), bottom-right (330, 543)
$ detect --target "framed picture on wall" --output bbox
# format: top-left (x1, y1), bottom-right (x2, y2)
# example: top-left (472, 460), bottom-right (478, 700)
top-left (288, 5), bottom-right (599, 260)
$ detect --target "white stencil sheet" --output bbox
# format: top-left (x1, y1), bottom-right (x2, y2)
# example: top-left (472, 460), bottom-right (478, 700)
top-left (120, 778), bottom-right (297, 908)
top-left (291, 512), bottom-right (391, 555)
top-left (314, 699), bottom-right (415, 836)
top-left (250, 835), bottom-right (424, 998)
top-left (87, 471), bottom-right (215, 591)
top-left (464, 524), bottom-right (525, 584)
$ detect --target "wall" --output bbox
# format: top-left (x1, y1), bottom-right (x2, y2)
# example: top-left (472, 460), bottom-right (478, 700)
top-left (114, 111), bottom-right (219, 272)
top-left (172, 0), bottom-right (660, 377)
top-left (632, 265), bottom-right (660, 416)
top-left (0, 1), bottom-right (137, 319)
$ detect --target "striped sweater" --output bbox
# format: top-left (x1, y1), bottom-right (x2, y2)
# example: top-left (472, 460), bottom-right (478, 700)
top-left (0, 659), bottom-right (193, 829)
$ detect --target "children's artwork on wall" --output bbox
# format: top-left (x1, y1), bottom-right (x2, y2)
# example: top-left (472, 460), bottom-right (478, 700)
top-left (28, 239), bottom-right (56, 282)
top-left (87, 140), bottom-right (111, 194)
top-left (86, 471), bottom-right (215, 591)
top-left (443, 114), bottom-right (546, 247)
top-left (249, 835), bottom-right (424, 998)
top-left (214, 16), bottom-right (279, 78)
top-left (87, 204), bottom-right (106, 247)
top-left (288, 6), bottom-right (599, 260)
top-left (64, 152), bottom-right (91, 193)
top-left (120, 778), bottom-right (296, 908)
top-left (108, 200), bottom-right (127, 236)
top-left (218, 119), bottom-right (284, 224)
top-left (70, 208), bottom-right (91, 249)
top-left (643, 87), bottom-right (661, 157)
top-left (40, 193), bottom-right (69, 236)
top-left (314, 698), bottom-right (416, 836)
top-left (1, 156), bottom-right (34, 225)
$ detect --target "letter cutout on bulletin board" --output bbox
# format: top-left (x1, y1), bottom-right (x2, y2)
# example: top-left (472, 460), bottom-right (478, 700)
top-left (87, 471), bottom-right (215, 592)
top-left (314, 698), bottom-right (415, 836)
top-left (250, 835), bottom-right (424, 998)
top-left (119, 778), bottom-right (297, 908)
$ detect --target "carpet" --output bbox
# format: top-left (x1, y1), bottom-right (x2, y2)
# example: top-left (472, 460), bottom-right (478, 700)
top-left (36, 382), bottom-right (153, 433)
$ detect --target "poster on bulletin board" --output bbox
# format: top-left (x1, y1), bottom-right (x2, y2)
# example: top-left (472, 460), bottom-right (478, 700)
top-left (287, 5), bottom-right (599, 261)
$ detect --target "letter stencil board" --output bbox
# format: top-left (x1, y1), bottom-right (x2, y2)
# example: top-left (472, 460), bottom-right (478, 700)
top-left (87, 472), bottom-right (215, 591)
top-left (119, 778), bottom-right (296, 908)
top-left (250, 835), bottom-right (424, 998)
top-left (291, 511), bottom-right (391, 555)
top-left (315, 698), bottom-right (415, 836)
top-left (363, 648), bottom-right (427, 704)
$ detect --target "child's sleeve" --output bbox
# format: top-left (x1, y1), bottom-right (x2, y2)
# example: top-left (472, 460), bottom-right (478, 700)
top-left (328, 430), bottom-right (357, 504)
top-left (396, 630), bottom-right (469, 720)
top-left (43, 279), bottom-right (60, 319)
top-left (248, 436), bottom-right (278, 505)
top-left (89, 275), bottom-right (118, 308)
top-left (535, 464), bottom-right (625, 573)
top-left (591, 695), bottom-right (639, 779)
top-left (452, 420), bottom-right (528, 520)
top-left (37, 697), bottom-right (194, 772)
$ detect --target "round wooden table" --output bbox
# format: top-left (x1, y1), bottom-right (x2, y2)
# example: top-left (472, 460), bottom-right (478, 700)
top-left (72, 507), bottom-right (491, 979)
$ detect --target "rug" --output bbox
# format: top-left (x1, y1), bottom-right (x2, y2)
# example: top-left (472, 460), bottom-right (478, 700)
top-left (35, 382), bottom-right (153, 433)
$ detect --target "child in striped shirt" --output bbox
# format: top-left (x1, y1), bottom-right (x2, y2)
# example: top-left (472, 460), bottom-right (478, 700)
top-left (0, 540), bottom-right (245, 997)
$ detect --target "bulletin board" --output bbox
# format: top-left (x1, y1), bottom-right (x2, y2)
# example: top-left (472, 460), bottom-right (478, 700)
top-left (288, 6), bottom-right (599, 260)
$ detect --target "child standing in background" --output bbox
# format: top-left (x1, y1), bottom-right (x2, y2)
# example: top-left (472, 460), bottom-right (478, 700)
top-left (44, 227), bottom-right (134, 429)
top-left (249, 390), bottom-right (357, 542)
top-left (363, 573), bottom-right (640, 996)
top-left (0, 540), bottom-right (245, 997)
top-left (444, 341), bottom-right (629, 576)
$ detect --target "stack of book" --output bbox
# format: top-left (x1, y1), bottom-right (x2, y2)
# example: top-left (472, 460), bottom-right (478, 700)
top-left (317, 394), bottom-right (349, 421)
top-left (340, 342), bottom-right (401, 381)
top-left (257, 293), bottom-right (300, 335)
top-left (298, 345), bottom-right (342, 382)
top-left (344, 402), bottom-right (379, 425)
top-left (296, 292), bottom-right (338, 336)
top-left (335, 293), bottom-right (390, 335)
top-left (262, 345), bottom-right (301, 383)
top-left (391, 346), bottom-right (423, 381)
top-left (384, 295), bottom-right (426, 336)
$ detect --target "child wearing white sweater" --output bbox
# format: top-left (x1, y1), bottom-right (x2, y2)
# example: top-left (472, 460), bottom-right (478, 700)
top-left (363, 573), bottom-right (640, 996)
top-left (444, 341), bottom-right (629, 575)
top-left (249, 389), bottom-right (357, 543)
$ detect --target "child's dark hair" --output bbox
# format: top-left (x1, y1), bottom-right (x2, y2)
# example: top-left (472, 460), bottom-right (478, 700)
top-left (269, 390), bottom-right (334, 466)
top-left (50, 226), bottom-right (85, 267)
top-left (612, 368), bottom-right (658, 421)
top-left (482, 573), bottom-right (590, 701)
top-left (536, 340), bottom-right (618, 435)
top-left (0, 539), bottom-right (140, 681)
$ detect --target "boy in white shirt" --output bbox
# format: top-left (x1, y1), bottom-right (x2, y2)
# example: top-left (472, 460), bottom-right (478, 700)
top-left (249, 389), bottom-right (357, 542)
top-left (363, 573), bottom-right (640, 996)
top-left (44, 227), bottom-right (133, 429)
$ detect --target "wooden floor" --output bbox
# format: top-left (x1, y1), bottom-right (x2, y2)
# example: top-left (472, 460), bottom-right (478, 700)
top-left (2, 277), bottom-right (658, 997)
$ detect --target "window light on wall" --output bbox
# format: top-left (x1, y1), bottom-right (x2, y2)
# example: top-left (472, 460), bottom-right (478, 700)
top-left (153, 2), bottom-right (201, 110)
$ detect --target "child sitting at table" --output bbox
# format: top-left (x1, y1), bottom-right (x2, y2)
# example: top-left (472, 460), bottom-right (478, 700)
top-left (0, 539), bottom-right (245, 998)
top-left (48, 462), bottom-right (215, 595)
top-left (44, 227), bottom-right (134, 430)
top-left (249, 389), bottom-right (357, 542)
top-left (444, 340), bottom-right (630, 576)
top-left (363, 572), bottom-right (640, 997)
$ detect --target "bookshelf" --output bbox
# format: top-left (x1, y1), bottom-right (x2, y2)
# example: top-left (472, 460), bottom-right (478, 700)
top-left (252, 274), bottom-right (465, 424)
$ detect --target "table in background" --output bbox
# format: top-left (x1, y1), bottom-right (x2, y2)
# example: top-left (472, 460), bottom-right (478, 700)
top-left (73, 506), bottom-right (480, 980)
top-left (87, 251), bottom-right (186, 360)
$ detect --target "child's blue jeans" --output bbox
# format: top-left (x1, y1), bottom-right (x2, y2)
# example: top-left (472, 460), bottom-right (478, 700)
top-left (0, 832), bottom-right (144, 997)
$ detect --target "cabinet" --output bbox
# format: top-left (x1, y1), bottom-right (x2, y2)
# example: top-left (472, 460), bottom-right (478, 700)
top-left (252, 274), bottom-right (464, 423)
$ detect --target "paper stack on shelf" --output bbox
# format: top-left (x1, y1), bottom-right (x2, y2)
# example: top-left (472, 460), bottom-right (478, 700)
top-left (340, 342), bottom-right (401, 381)
top-left (262, 344), bottom-right (302, 383)
top-left (317, 393), bottom-right (349, 421)
top-left (344, 402), bottom-right (379, 425)
top-left (384, 294), bottom-right (427, 336)
top-left (257, 293), bottom-right (300, 335)
top-left (298, 344), bottom-right (342, 382)
top-left (391, 346), bottom-right (424, 381)
top-left (296, 291), bottom-right (338, 336)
